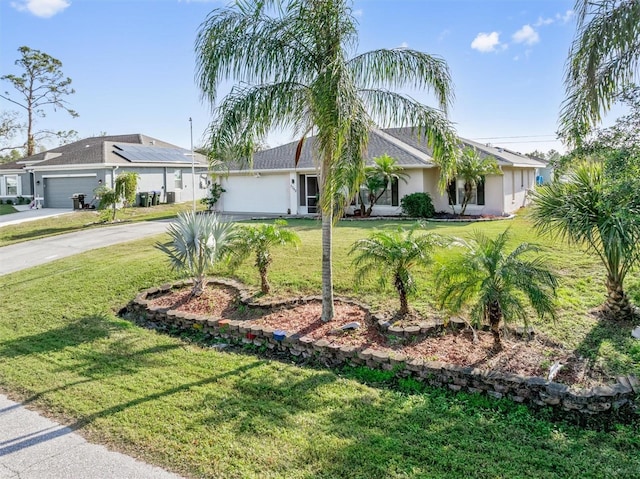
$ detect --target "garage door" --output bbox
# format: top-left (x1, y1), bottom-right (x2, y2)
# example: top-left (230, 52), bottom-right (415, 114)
top-left (44, 176), bottom-right (98, 208)
top-left (221, 174), bottom-right (289, 213)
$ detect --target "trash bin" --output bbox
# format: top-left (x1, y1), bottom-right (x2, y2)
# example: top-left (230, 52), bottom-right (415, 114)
top-left (151, 191), bottom-right (160, 206)
top-left (166, 191), bottom-right (175, 204)
top-left (139, 192), bottom-right (151, 207)
top-left (72, 194), bottom-right (80, 210)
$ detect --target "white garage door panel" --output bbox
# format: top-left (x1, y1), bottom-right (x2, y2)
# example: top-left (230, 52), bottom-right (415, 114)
top-left (44, 177), bottom-right (98, 208)
top-left (222, 175), bottom-right (288, 213)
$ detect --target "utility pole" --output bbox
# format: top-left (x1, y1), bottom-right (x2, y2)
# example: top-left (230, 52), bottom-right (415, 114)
top-left (189, 117), bottom-right (196, 213)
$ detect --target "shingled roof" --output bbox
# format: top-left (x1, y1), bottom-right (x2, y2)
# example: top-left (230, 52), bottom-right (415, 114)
top-left (3, 134), bottom-right (207, 170)
top-left (226, 127), bottom-right (545, 172)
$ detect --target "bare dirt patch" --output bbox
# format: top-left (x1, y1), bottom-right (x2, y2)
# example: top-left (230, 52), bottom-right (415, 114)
top-left (147, 284), bottom-right (604, 387)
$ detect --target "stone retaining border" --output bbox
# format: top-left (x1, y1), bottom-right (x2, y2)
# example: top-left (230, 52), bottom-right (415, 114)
top-left (125, 279), bottom-right (639, 422)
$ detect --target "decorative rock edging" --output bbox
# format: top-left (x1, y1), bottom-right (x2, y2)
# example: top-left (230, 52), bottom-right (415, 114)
top-left (125, 279), bottom-right (639, 423)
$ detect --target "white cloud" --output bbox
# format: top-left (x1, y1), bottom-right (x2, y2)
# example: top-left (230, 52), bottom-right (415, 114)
top-left (534, 16), bottom-right (554, 27)
top-left (11, 0), bottom-right (70, 17)
top-left (471, 32), bottom-right (501, 53)
top-left (399, 41), bottom-right (409, 49)
top-left (512, 24), bottom-right (539, 45)
top-left (557, 9), bottom-right (574, 24)
top-left (352, 8), bottom-right (363, 17)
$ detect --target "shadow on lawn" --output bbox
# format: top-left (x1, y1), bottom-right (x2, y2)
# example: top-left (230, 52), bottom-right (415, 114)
top-left (172, 365), bottom-right (640, 478)
top-left (0, 315), bottom-right (114, 358)
top-left (313, 389), bottom-right (640, 478)
top-left (574, 313), bottom-right (640, 377)
top-left (68, 361), bottom-right (265, 430)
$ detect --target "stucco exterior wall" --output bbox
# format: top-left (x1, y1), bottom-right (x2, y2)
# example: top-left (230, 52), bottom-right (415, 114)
top-left (502, 167), bottom-right (535, 214)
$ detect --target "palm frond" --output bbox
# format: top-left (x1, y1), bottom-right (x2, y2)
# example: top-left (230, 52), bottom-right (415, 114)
top-left (349, 48), bottom-right (454, 112)
top-left (560, 0), bottom-right (640, 143)
top-left (207, 82), bottom-right (309, 165)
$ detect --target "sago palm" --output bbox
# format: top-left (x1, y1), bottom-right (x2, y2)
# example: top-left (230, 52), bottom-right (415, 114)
top-left (349, 226), bottom-right (441, 315)
top-left (195, 0), bottom-right (457, 321)
top-left (156, 211), bottom-right (236, 297)
top-left (229, 220), bottom-right (301, 294)
top-left (560, 0), bottom-right (640, 144)
top-left (436, 229), bottom-right (558, 345)
top-left (529, 161), bottom-right (640, 320)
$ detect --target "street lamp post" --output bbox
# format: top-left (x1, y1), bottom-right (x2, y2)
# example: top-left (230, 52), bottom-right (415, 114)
top-left (189, 117), bottom-right (196, 213)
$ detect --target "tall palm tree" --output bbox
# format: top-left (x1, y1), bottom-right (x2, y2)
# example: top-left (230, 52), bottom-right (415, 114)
top-left (560, 0), bottom-right (640, 144)
top-left (529, 162), bottom-right (640, 320)
top-left (195, 0), bottom-right (457, 321)
top-left (349, 226), bottom-right (441, 315)
top-left (436, 229), bottom-right (558, 346)
top-left (358, 154), bottom-right (409, 217)
top-left (453, 146), bottom-right (501, 216)
top-left (156, 211), bottom-right (236, 297)
top-left (229, 220), bottom-right (301, 294)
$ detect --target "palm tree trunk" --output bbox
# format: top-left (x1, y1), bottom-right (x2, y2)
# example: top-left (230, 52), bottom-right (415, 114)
top-left (191, 276), bottom-right (206, 297)
top-left (604, 275), bottom-right (634, 320)
top-left (260, 267), bottom-right (270, 294)
top-left (488, 300), bottom-right (502, 346)
top-left (395, 275), bottom-right (409, 316)
top-left (321, 206), bottom-right (335, 322)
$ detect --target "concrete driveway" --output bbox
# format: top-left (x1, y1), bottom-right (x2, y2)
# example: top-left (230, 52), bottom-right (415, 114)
top-left (0, 221), bottom-right (171, 276)
top-left (0, 207), bottom-right (75, 228)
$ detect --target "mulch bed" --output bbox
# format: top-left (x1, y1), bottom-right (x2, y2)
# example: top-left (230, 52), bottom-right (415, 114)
top-left (147, 284), bottom-right (605, 387)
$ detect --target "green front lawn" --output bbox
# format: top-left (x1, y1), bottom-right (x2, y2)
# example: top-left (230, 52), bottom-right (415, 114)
top-left (0, 202), bottom-right (205, 247)
top-left (1, 215), bottom-right (638, 478)
top-left (0, 204), bottom-right (17, 215)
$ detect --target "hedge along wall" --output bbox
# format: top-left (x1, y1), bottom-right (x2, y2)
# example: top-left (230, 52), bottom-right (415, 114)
top-left (124, 279), bottom-right (639, 422)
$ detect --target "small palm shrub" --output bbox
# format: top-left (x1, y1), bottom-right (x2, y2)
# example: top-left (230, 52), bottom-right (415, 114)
top-left (156, 211), bottom-right (236, 296)
top-left (529, 161), bottom-right (640, 320)
top-left (349, 225), bottom-right (441, 315)
top-left (229, 220), bottom-right (301, 294)
top-left (400, 193), bottom-right (435, 218)
top-left (436, 229), bottom-right (558, 346)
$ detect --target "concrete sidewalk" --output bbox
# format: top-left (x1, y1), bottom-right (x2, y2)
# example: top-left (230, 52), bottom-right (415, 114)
top-left (0, 394), bottom-right (182, 479)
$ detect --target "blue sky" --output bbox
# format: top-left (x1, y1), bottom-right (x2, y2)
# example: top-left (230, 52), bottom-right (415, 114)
top-left (1, 0), bottom-right (579, 155)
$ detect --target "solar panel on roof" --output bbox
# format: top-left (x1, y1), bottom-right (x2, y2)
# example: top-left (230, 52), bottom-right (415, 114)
top-left (113, 144), bottom-right (195, 164)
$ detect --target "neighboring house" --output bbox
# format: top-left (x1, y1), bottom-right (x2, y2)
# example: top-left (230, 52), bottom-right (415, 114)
top-left (533, 156), bottom-right (554, 185)
top-left (216, 127), bottom-right (545, 216)
top-left (0, 134), bottom-right (209, 208)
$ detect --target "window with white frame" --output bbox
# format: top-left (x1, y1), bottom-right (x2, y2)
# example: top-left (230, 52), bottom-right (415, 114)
top-left (174, 170), bottom-right (182, 189)
top-left (6, 175), bottom-right (18, 196)
top-left (359, 178), bottom-right (399, 206)
top-left (448, 177), bottom-right (485, 206)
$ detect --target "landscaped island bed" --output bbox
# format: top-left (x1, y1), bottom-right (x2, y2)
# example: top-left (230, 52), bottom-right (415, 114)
top-left (131, 278), bottom-right (638, 421)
